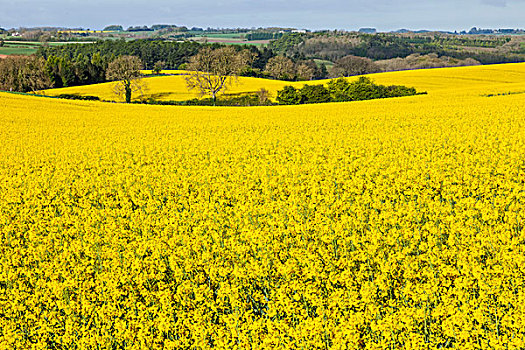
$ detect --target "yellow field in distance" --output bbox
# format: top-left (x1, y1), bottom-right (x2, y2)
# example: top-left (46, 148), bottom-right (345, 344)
top-left (38, 63), bottom-right (525, 102)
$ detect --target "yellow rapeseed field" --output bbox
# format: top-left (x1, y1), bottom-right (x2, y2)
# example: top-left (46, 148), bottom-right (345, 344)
top-left (2, 63), bottom-right (525, 349)
top-left (40, 64), bottom-right (525, 103)
top-left (39, 72), bottom-right (299, 102)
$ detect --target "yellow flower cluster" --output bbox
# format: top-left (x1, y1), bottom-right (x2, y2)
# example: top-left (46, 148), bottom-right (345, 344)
top-left (2, 63), bottom-right (525, 349)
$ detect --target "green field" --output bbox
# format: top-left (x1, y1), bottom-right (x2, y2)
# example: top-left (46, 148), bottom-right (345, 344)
top-left (215, 41), bottom-right (266, 46)
top-left (190, 32), bottom-right (268, 47)
top-left (194, 33), bottom-right (245, 39)
top-left (0, 43), bottom-right (39, 55)
top-left (313, 58), bottom-right (335, 69)
top-left (0, 41), bottom-right (93, 55)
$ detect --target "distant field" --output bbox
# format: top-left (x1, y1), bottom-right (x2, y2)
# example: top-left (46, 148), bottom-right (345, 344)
top-left (199, 40), bottom-right (268, 46)
top-left (191, 33), bottom-right (269, 46)
top-left (0, 41), bottom-right (91, 56)
top-left (196, 33), bottom-right (245, 39)
top-left (0, 44), bottom-right (38, 55)
top-left (39, 63), bottom-right (525, 103)
top-left (6, 41), bottom-right (81, 46)
top-left (40, 73), bottom-right (299, 102)
top-left (313, 59), bottom-right (335, 69)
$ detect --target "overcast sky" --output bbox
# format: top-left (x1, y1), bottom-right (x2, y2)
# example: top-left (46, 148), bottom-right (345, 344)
top-left (1, 0), bottom-right (524, 31)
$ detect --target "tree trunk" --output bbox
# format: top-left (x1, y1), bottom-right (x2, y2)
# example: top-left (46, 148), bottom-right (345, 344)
top-left (125, 81), bottom-right (132, 103)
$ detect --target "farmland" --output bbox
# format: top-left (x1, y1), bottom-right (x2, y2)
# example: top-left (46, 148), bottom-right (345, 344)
top-left (40, 63), bottom-right (525, 102)
top-left (0, 41), bottom-right (41, 55)
top-left (0, 41), bottom-right (90, 56)
top-left (1, 63), bottom-right (525, 348)
top-left (40, 73), bottom-right (298, 102)
top-left (190, 33), bottom-right (270, 46)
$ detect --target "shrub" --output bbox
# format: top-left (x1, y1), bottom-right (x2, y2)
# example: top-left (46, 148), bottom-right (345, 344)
top-left (327, 76), bottom-right (381, 102)
top-left (385, 85), bottom-right (417, 97)
top-left (299, 84), bottom-right (331, 104)
top-left (278, 76), bottom-right (422, 105)
top-left (345, 76), bottom-right (383, 100)
top-left (327, 77), bottom-right (351, 102)
top-left (276, 85), bottom-right (301, 105)
top-left (255, 88), bottom-right (271, 105)
top-left (56, 94), bottom-right (100, 101)
top-left (139, 93), bottom-right (275, 107)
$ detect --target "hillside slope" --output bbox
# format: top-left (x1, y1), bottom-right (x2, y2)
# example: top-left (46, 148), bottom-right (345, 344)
top-left (37, 63), bottom-right (525, 102)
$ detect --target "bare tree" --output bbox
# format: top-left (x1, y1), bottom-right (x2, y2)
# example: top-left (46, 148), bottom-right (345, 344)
top-left (255, 88), bottom-right (271, 105)
top-left (0, 55), bottom-right (51, 92)
top-left (264, 56), bottom-right (296, 80)
top-left (374, 54), bottom-right (481, 72)
top-left (330, 55), bottom-right (379, 77)
top-left (0, 57), bottom-right (19, 91)
top-left (295, 62), bottom-right (315, 81)
top-left (105, 56), bottom-right (146, 103)
top-left (185, 47), bottom-right (253, 104)
top-left (152, 61), bottom-right (165, 75)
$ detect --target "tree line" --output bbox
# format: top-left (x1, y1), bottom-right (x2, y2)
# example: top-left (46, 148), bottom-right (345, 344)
top-left (3, 32), bottom-right (518, 95)
top-left (36, 39), bottom-right (330, 83)
top-left (38, 39), bottom-right (204, 72)
top-left (269, 32), bottom-right (525, 65)
top-left (0, 46), bottom-right (424, 108)
top-left (0, 54), bottom-right (147, 103)
top-left (1, 40), bottom-right (330, 93)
